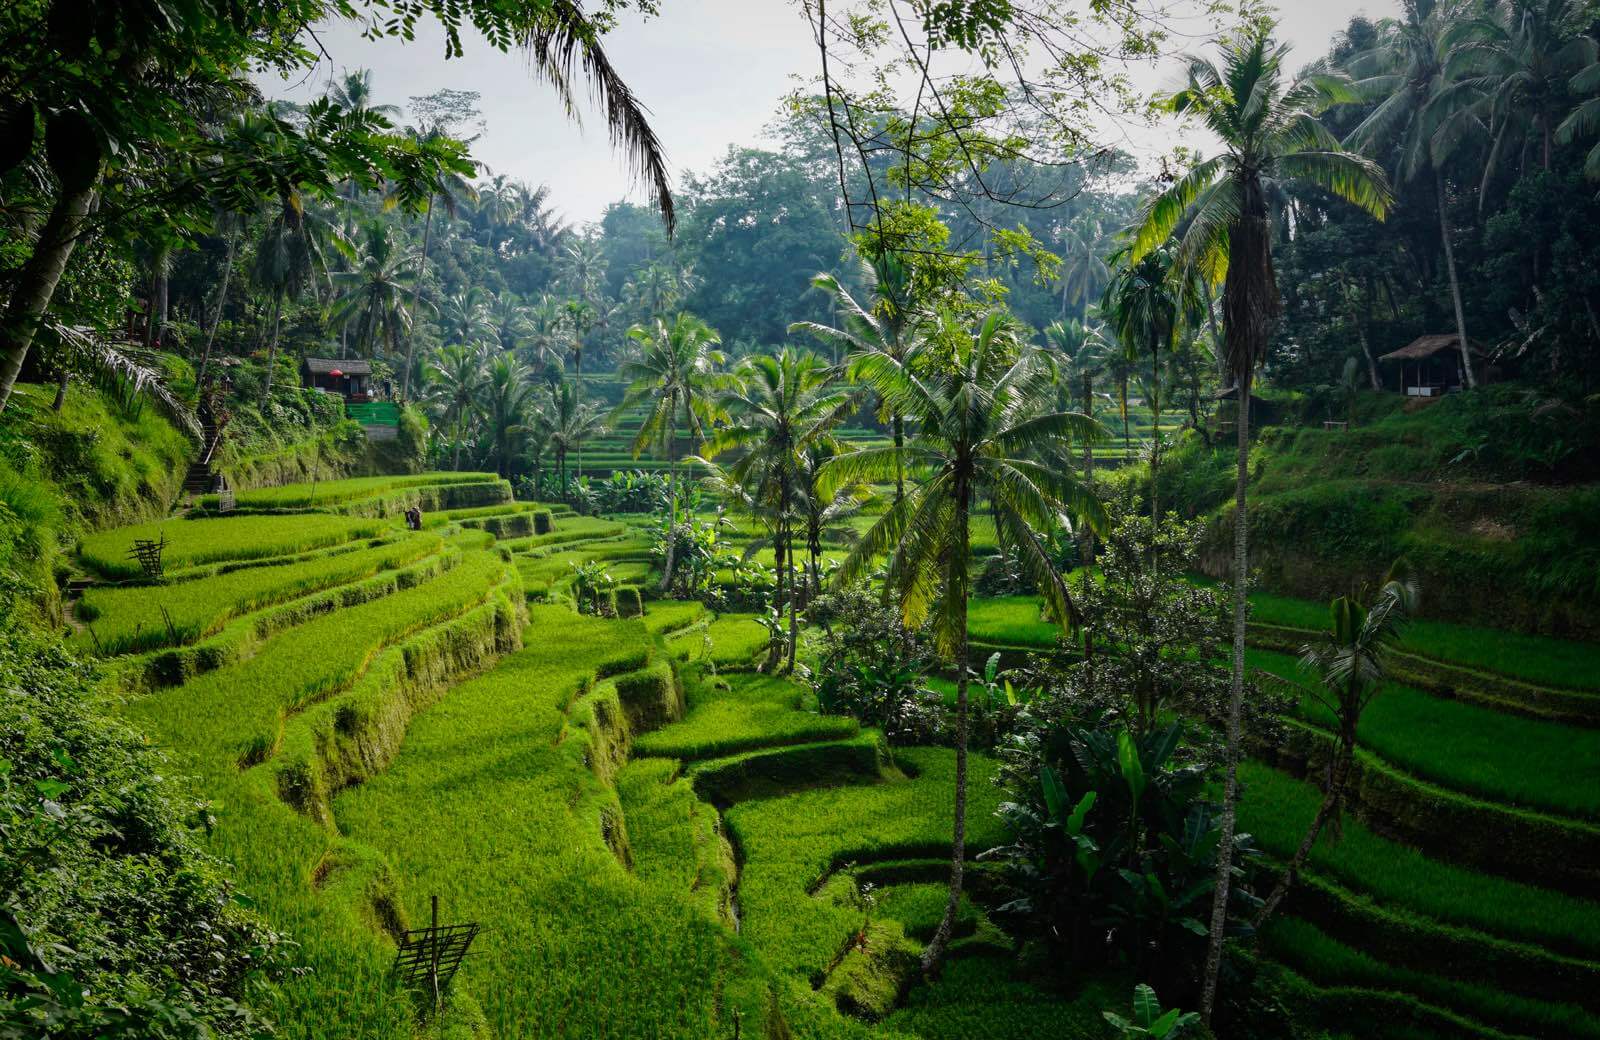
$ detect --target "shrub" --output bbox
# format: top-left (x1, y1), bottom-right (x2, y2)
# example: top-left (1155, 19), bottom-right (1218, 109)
top-left (0, 620), bottom-right (286, 1038)
top-left (616, 585), bottom-right (644, 618)
top-left (806, 585), bottom-right (944, 745)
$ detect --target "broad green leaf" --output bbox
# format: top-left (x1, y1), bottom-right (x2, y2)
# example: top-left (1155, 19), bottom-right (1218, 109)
top-left (1133, 983), bottom-right (1160, 1027)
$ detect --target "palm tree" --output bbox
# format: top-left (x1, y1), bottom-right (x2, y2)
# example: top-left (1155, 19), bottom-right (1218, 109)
top-left (796, 439), bottom-right (867, 598)
top-left (546, 379), bottom-right (608, 491)
top-left (790, 248), bottom-right (923, 504)
top-left (480, 353), bottom-right (535, 478)
top-left (1254, 564), bottom-right (1418, 927)
top-left (330, 221), bottom-right (418, 362)
top-left (825, 310), bottom-right (1106, 976)
top-left (488, 290), bottom-right (531, 355)
top-left (618, 313), bottom-right (725, 592)
top-left (395, 136), bottom-right (478, 402)
top-left (325, 68), bottom-right (401, 123)
top-left (1441, 0), bottom-right (1595, 178)
top-left (524, 294), bottom-right (569, 375)
top-left (1101, 241), bottom-right (1196, 525)
top-left (252, 194), bottom-right (341, 410)
top-left (438, 288), bottom-right (495, 350)
top-left (703, 349), bottom-right (854, 672)
top-left (1043, 317), bottom-right (1112, 558)
top-left (425, 344), bottom-right (488, 469)
top-left (1346, 0), bottom-right (1480, 388)
top-left (1556, 58), bottom-right (1600, 178)
top-left (1127, 24), bottom-right (1392, 1019)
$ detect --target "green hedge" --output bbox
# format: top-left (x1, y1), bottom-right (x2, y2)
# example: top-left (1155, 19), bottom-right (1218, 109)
top-left (1259, 721), bottom-right (1600, 893)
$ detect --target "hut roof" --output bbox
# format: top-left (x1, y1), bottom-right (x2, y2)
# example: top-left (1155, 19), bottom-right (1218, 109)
top-left (303, 357), bottom-right (372, 376)
top-left (1378, 335), bottom-right (1486, 363)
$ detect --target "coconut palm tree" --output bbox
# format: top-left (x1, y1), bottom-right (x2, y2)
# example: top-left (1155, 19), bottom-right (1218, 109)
top-left (1043, 316), bottom-right (1113, 558)
top-left (703, 349), bottom-right (855, 672)
top-left (524, 293), bottom-right (569, 375)
top-left (825, 309), bottom-right (1107, 976)
top-left (1254, 564), bottom-right (1418, 927)
top-left (437, 289), bottom-right (495, 351)
top-left (252, 194), bottom-right (342, 410)
top-left (1556, 58), bottom-right (1600, 178)
top-left (425, 343), bottom-right (488, 469)
top-left (546, 378), bottom-right (608, 491)
top-left (1129, 24), bottom-right (1393, 1020)
top-left (1441, 0), bottom-right (1596, 178)
top-left (325, 68), bottom-right (401, 123)
top-left (488, 290), bottom-right (531, 356)
top-left (796, 439), bottom-right (868, 598)
top-left (790, 248), bottom-right (924, 504)
top-left (395, 137), bottom-right (478, 402)
top-left (1345, 0), bottom-right (1480, 388)
top-left (330, 221), bottom-right (418, 362)
top-left (618, 313), bottom-right (725, 592)
top-left (480, 352), bottom-right (535, 478)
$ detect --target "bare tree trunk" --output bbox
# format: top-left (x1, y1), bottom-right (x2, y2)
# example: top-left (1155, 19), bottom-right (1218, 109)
top-left (1355, 277), bottom-right (1381, 391)
top-left (52, 369), bottom-right (69, 412)
top-left (660, 420), bottom-right (679, 594)
top-left (1435, 170), bottom-right (1477, 389)
top-left (786, 524), bottom-right (799, 674)
top-left (0, 182), bottom-right (98, 413)
top-left (1201, 371), bottom-right (1251, 1023)
top-left (259, 295), bottom-right (283, 411)
top-left (921, 485), bottom-right (970, 977)
top-left (1255, 739), bottom-right (1351, 928)
top-left (198, 227), bottom-right (238, 390)
top-left (1082, 371), bottom-right (1095, 565)
top-left (400, 196), bottom-right (436, 402)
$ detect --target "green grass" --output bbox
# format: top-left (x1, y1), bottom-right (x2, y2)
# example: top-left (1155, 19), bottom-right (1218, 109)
top-left (1251, 648), bottom-right (1600, 818)
top-left (74, 532), bottom-right (440, 654)
top-left (121, 549), bottom-right (524, 1039)
top-left (881, 957), bottom-right (1117, 1040)
top-left (213, 472), bottom-right (501, 509)
top-left (642, 600), bottom-right (707, 637)
top-left (1250, 589), bottom-right (1600, 691)
top-left (332, 605), bottom-right (752, 1037)
top-left (1238, 762), bottom-right (1600, 959)
top-left (725, 743), bottom-right (1007, 983)
top-left (1262, 916), bottom-right (1600, 1039)
top-left (666, 613), bottom-right (769, 668)
top-left (78, 514), bottom-right (388, 578)
top-left (635, 673), bottom-right (860, 761)
top-left (967, 596), bottom-right (1061, 649)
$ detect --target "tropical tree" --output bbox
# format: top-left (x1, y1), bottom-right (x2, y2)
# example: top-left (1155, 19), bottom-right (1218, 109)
top-left (1127, 24), bottom-right (1392, 1019)
top-left (524, 294), bottom-right (570, 374)
top-left (825, 309), bottom-right (1106, 975)
top-left (425, 344), bottom-right (488, 469)
top-left (251, 194), bottom-right (341, 409)
top-left (487, 290), bottom-right (532, 356)
top-left (330, 221), bottom-right (417, 361)
top-left (704, 349), bottom-right (854, 672)
top-left (546, 379), bottom-right (608, 491)
top-left (790, 248), bottom-right (925, 504)
top-left (1441, 0), bottom-right (1596, 178)
top-left (1043, 316), bottom-right (1112, 558)
top-left (1254, 564), bottom-right (1418, 926)
top-left (1345, 0), bottom-right (1480, 388)
top-left (437, 288), bottom-right (495, 351)
top-left (481, 353), bottom-right (535, 478)
top-left (1556, 58), bottom-right (1600, 178)
top-left (796, 439), bottom-right (868, 597)
top-left (618, 313), bottom-right (725, 592)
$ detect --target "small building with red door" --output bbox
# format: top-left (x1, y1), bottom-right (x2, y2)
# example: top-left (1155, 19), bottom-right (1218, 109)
top-left (301, 357), bottom-right (373, 401)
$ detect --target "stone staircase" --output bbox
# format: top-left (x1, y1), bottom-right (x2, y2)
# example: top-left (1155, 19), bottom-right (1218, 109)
top-left (183, 418), bottom-right (223, 498)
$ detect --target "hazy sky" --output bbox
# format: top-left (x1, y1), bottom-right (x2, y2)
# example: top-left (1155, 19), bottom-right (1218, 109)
top-left (268, 0), bottom-right (1397, 225)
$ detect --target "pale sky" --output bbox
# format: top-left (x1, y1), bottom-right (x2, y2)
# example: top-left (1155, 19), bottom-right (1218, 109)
top-left (267, 0), bottom-right (1397, 225)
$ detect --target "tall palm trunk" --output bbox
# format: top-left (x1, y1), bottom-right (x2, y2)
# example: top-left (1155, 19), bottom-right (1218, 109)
top-left (400, 196), bottom-right (436, 402)
top-left (660, 416), bottom-right (679, 593)
top-left (1354, 277), bottom-right (1381, 391)
top-left (1434, 169), bottom-right (1476, 389)
top-left (1201, 367), bottom-right (1251, 1022)
top-left (198, 227), bottom-right (239, 389)
top-left (0, 181), bottom-right (98, 413)
top-left (922, 477), bottom-right (971, 977)
top-left (1254, 717), bottom-right (1354, 927)
top-left (1081, 371), bottom-right (1096, 564)
top-left (259, 295), bottom-right (284, 411)
top-left (574, 346), bottom-right (584, 479)
top-left (786, 521), bottom-right (799, 674)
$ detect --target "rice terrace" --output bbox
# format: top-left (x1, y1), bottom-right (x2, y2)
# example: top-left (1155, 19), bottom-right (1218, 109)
top-left (4, 1), bottom-right (1600, 1038)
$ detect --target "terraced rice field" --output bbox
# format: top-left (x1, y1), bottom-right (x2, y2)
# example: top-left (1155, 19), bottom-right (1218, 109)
top-left (79, 469), bottom-right (1600, 1039)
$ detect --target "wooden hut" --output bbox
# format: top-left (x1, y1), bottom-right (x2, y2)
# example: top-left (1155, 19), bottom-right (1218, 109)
top-left (301, 357), bottom-right (372, 401)
top-left (1378, 335), bottom-right (1484, 396)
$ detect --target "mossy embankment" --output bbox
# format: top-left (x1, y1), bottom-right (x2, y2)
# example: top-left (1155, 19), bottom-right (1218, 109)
top-left (1151, 385), bottom-right (1600, 638)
